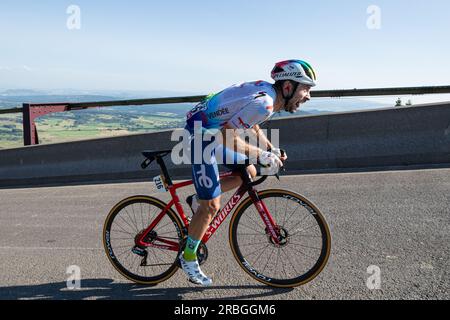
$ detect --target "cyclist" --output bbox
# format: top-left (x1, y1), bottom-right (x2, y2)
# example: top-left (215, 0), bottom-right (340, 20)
top-left (180, 59), bottom-right (317, 285)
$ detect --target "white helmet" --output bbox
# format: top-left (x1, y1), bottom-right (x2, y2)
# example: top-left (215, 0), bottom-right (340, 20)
top-left (271, 59), bottom-right (317, 87)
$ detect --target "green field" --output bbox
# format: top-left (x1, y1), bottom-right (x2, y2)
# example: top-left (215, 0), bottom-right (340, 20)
top-left (0, 112), bottom-right (185, 149)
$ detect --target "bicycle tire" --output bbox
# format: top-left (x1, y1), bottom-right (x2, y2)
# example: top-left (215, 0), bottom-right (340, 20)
top-left (229, 189), bottom-right (331, 288)
top-left (103, 195), bottom-right (185, 285)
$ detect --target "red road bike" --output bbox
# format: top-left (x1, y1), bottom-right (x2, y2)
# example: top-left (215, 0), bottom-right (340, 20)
top-left (103, 150), bottom-right (331, 288)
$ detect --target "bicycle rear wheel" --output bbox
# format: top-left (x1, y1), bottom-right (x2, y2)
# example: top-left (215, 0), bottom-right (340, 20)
top-left (103, 195), bottom-right (185, 285)
top-left (229, 189), bottom-right (331, 288)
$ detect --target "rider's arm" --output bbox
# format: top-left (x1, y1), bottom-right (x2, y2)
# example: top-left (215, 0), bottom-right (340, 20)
top-left (252, 124), bottom-right (273, 151)
top-left (221, 123), bottom-right (264, 160)
top-left (220, 92), bottom-right (280, 160)
top-left (253, 124), bottom-right (288, 161)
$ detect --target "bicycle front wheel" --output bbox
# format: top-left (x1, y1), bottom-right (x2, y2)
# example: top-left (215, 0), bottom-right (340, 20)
top-left (103, 195), bottom-right (184, 285)
top-left (229, 189), bottom-right (331, 288)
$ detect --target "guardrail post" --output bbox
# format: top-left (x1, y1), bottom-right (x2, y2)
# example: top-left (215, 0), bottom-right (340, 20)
top-left (22, 103), bottom-right (38, 146)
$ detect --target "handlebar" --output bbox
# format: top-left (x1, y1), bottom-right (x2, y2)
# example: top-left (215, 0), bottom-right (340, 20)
top-left (247, 163), bottom-right (285, 187)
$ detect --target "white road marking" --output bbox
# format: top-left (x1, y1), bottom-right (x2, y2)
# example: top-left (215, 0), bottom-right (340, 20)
top-left (0, 246), bottom-right (103, 251)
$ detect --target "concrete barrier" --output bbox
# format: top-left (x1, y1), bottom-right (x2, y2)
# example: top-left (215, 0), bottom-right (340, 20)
top-left (264, 101), bottom-right (450, 171)
top-left (1, 102), bottom-right (449, 188)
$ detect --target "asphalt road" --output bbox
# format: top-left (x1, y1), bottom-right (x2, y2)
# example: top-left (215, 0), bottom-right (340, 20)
top-left (0, 168), bottom-right (448, 300)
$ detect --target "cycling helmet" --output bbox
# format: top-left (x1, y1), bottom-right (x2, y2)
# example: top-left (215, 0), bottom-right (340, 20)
top-left (271, 59), bottom-right (317, 87)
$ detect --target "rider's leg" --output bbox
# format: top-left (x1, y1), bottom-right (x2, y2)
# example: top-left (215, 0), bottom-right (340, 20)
top-left (188, 196), bottom-right (221, 239)
top-left (184, 196), bottom-right (221, 261)
top-left (185, 165), bottom-right (256, 253)
top-left (219, 164), bottom-right (257, 193)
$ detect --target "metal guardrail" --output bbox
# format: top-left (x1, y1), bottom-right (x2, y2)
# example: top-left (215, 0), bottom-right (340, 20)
top-left (311, 85), bottom-right (450, 97)
top-left (0, 107), bottom-right (22, 114)
top-left (1, 85), bottom-right (450, 146)
top-left (2, 85), bottom-right (450, 113)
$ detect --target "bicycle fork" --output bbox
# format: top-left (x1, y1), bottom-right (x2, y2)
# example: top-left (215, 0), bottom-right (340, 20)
top-left (249, 188), bottom-right (282, 246)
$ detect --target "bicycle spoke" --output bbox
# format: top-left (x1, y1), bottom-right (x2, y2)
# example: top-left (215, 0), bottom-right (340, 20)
top-left (290, 222), bottom-right (319, 236)
top-left (116, 247), bottom-right (133, 258)
top-left (274, 247), bottom-right (281, 276)
top-left (251, 243), bottom-right (271, 267)
top-left (261, 247), bottom-right (276, 274)
top-left (283, 202), bottom-right (302, 226)
top-left (110, 236), bottom-right (135, 241)
top-left (122, 208), bottom-right (139, 233)
top-left (153, 245), bottom-right (177, 259)
top-left (274, 197), bottom-right (278, 223)
top-left (289, 244), bottom-right (318, 260)
top-left (134, 255), bottom-right (140, 275)
top-left (283, 198), bottom-right (288, 225)
top-left (131, 205), bottom-right (142, 232)
top-left (288, 242), bottom-right (322, 251)
top-left (112, 244), bottom-right (135, 249)
top-left (146, 203), bottom-right (155, 227)
top-left (155, 219), bottom-right (174, 232)
top-left (112, 223), bottom-right (135, 237)
top-left (246, 207), bottom-right (266, 229)
top-left (238, 221), bottom-right (265, 235)
top-left (288, 216), bottom-right (316, 235)
top-left (290, 233), bottom-right (321, 238)
top-left (280, 249), bottom-right (289, 279)
top-left (139, 202), bottom-right (145, 231)
top-left (116, 215), bottom-right (136, 234)
top-left (149, 247), bottom-right (163, 272)
top-left (117, 210), bottom-right (137, 232)
top-left (236, 240), bottom-right (270, 247)
top-left (241, 242), bottom-right (271, 257)
top-left (281, 246), bottom-right (299, 276)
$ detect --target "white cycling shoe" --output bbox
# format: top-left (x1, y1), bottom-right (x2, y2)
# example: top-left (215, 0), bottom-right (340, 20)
top-left (179, 253), bottom-right (212, 286)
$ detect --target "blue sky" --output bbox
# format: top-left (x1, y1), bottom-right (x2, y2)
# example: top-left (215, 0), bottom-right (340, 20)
top-left (1, 0), bottom-right (449, 93)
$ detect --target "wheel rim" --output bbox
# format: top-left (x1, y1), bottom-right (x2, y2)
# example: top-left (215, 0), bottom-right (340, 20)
top-left (231, 191), bottom-right (330, 285)
top-left (104, 198), bottom-right (182, 282)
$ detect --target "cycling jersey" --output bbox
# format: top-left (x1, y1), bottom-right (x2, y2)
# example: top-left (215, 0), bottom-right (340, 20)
top-left (185, 81), bottom-right (277, 200)
top-left (186, 80), bottom-right (276, 131)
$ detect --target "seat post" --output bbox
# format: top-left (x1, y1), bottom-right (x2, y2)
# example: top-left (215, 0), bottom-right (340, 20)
top-left (156, 156), bottom-right (173, 186)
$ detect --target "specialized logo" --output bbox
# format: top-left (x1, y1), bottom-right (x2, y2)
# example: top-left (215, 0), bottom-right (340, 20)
top-left (206, 194), bottom-right (241, 237)
top-left (273, 71), bottom-right (304, 79)
top-left (196, 165), bottom-right (213, 189)
top-left (256, 201), bottom-right (277, 237)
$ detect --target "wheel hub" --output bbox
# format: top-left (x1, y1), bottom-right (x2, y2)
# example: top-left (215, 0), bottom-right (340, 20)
top-left (266, 226), bottom-right (289, 247)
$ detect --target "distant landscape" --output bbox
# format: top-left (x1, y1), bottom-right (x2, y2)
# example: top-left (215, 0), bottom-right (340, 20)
top-left (0, 89), bottom-right (391, 149)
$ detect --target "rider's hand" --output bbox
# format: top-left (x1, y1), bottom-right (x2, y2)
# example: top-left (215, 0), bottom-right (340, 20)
top-left (258, 151), bottom-right (283, 175)
top-left (271, 147), bottom-right (288, 162)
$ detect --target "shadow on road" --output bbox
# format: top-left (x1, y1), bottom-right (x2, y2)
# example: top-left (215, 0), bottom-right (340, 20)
top-left (0, 278), bottom-right (294, 300)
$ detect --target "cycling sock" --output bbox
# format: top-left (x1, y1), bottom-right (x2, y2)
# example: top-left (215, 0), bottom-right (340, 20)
top-left (183, 236), bottom-right (201, 261)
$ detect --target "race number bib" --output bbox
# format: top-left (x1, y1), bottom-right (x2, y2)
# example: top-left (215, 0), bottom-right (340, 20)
top-left (153, 175), bottom-right (168, 193)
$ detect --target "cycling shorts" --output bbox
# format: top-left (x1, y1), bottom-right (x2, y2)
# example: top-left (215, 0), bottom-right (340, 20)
top-left (186, 125), bottom-right (248, 200)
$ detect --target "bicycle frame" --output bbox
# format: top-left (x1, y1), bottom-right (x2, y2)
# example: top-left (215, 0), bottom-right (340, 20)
top-left (135, 170), bottom-right (281, 251)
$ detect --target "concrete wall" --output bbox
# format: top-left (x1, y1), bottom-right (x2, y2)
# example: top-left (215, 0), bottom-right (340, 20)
top-left (1, 102), bottom-right (449, 187)
top-left (264, 102), bottom-right (450, 171)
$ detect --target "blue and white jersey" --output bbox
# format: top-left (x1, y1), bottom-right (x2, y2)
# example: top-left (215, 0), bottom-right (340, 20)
top-left (186, 81), bottom-right (276, 131)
